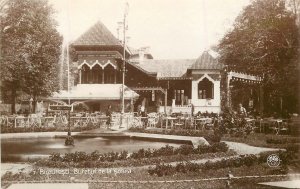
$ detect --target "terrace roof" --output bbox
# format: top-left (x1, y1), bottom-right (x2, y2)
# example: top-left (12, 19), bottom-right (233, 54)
top-left (50, 84), bottom-right (139, 100)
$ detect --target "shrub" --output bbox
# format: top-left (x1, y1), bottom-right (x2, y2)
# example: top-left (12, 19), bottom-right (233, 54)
top-left (148, 163), bottom-right (175, 177)
top-left (211, 142), bottom-right (229, 153)
top-left (73, 151), bottom-right (88, 162)
top-left (152, 145), bottom-right (174, 157)
top-left (41, 143), bottom-right (230, 168)
top-left (90, 150), bottom-right (100, 161)
top-left (118, 150), bottom-right (129, 160)
top-left (175, 144), bottom-right (194, 155)
top-left (147, 154), bottom-right (264, 177)
top-left (49, 152), bottom-right (62, 162)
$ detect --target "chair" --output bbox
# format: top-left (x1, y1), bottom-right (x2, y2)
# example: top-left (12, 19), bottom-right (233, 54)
top-left (204, 118), bottom-right (214, 130)
top-left (131, 116), bottom-right (143, 128)
top-left (269, 119), bottom-right (281, 135)
top-left (0, 116), bottom-right (7, 127)
top-left (110, 113), bottom-right (120, 128)
top-left (279, 120), bottom-right (289, 134)
top-left (46, 116), bottom-right (56, 127)
top-left (174, 116), bottom-right (184, 130)
top-left (90, 116), bottom-right (99, 127)
top-left (147, 113), bottom-right (158, 128)
top-left (15, 116), bottom-right (27, 128)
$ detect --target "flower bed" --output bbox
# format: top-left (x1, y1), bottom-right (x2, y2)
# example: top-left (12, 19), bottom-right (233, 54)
top-left (148, 150), bottom-right (295, 177)
top-left (36, 143), bottom-right (230, 168)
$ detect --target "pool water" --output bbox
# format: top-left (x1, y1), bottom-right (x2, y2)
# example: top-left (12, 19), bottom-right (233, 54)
top-left (1, 137), bottom-right (182, 162)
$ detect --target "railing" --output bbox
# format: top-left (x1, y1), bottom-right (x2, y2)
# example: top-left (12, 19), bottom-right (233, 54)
top-left (0, 115), bottom-right (109, 128)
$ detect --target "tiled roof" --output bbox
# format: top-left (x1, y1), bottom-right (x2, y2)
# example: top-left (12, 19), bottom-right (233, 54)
top-left (131, 59), bottom-right (196, 78)
top-left (73, 21), bottom-right (121, 46)
top-left (190, 51), bottom-right (223, 70)
top-left (129, 51), bottom-right (222, 78)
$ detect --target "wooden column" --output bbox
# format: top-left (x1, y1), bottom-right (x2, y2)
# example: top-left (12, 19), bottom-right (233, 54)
top-left (226, 73), bottom-right (232, 109)
top-left (90, 68), bottom-right (93, 83)
top-left (102, 69), bottom-right (105, 84)
top-left (164, 89), bottom-right (168, 114)
top-left (79, 69), bottom-right (82, 84)
top-left (114, 69), bottom-right (117, 84)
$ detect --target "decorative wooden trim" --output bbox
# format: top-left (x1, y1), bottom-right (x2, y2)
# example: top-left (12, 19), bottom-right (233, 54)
top-left (157, 77), bottom-right (192, 80)
top-left (77, 59), bottom-right (117, 70)
top-left (131, 87), bottom-right (167, 95)
top-left (228, 71), bottom-right (262, 82)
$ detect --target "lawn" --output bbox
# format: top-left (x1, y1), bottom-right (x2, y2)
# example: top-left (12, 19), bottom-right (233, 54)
top-left (222, 133), bottom-right (300, 148)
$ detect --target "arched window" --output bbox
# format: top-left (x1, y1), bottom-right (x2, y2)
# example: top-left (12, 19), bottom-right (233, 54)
top-left (81, 64), bottom-right (90, 84)
top-left (198, 78), bottom-right (214, 99)
top-left (91, 64), bottom-right (102, 84)
top-left (104, 64), bottom-right (115, 84)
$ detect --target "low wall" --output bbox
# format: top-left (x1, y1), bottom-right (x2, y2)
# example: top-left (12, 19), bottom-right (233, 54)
top-left (194, 106), bottom-right (220, 114)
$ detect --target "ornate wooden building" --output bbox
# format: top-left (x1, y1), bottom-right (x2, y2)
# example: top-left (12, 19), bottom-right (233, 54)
top-left (51, 20), bottom-right (261, 114)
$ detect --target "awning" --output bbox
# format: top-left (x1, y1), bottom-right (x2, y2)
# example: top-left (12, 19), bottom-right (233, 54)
top-left (50, 84), bottom-right (139, 101)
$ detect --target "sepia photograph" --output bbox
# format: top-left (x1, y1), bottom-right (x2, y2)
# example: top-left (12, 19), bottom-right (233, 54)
top-left (0, 0), bottom-right (300, 188)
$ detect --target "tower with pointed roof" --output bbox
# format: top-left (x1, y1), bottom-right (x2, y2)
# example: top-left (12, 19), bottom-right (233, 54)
top-left (50, 21), bottom-right (138, 112)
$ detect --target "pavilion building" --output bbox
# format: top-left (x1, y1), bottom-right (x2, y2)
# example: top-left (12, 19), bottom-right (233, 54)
top-left (51, 20), bottom-right (260, 114)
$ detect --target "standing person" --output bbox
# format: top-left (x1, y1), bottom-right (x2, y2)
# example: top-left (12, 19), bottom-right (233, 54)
top-left (137, 104), bottom-right (142, 116)
top-left (141, 105), bottom-right (145, 117)
top-left (106, 105), bottom-right (112, 130)
top-left (238, 103), bottom-right (247, 117)
top-left (191, 103), bottom-right (194, 117)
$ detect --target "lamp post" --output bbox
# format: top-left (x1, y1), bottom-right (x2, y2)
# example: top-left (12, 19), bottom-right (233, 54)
top-left (119, 3), bottom-right (129, 128)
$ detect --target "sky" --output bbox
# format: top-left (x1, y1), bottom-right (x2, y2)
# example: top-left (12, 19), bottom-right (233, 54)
top-left (49, 0), bottom-right (251, 59)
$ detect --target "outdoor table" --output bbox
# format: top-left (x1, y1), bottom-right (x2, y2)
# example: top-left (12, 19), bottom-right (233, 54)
top-left (194, 117), bottom-right (209, 130)
top-left (259, 118), bottom-right (282, 134)
top-left (165, 117), bottom-right (177, 129)
top-left (131, 116), bottom-right (147, 128)
top-left (71, 117), bottom-right (89, 127)
top-left (177, 116), bottom-right (188, 129)
top-left (99, 116), bottom-right (109, 124)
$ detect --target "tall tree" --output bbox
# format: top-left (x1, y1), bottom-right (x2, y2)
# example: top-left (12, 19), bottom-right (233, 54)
top-left (0, 0), bottom-right (62, 113)
top-left (218, 0), bottom-right (299, 114)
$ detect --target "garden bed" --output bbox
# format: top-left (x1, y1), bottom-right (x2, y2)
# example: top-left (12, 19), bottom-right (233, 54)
top-left (35, 143), bottom-right (231, 168)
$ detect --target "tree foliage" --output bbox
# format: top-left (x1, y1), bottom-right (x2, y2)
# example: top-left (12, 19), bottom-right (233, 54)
top-left (218, 0), bottom-right (299, 114)
top-left (0, 0), bottom-right (62, 112)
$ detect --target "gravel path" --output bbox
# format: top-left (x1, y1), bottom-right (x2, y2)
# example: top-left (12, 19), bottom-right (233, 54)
top-left (1, 163), bottom-right (33, 176)
top-left (223, 141), bottom-right (284, 155)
